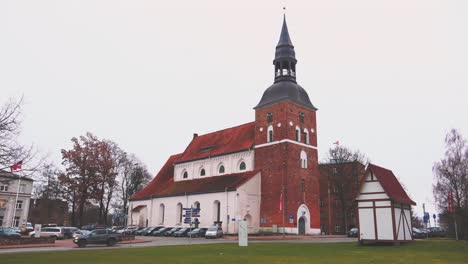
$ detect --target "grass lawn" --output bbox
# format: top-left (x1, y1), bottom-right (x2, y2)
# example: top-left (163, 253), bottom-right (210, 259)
top-left (3, 240), bottom-right (468, 264)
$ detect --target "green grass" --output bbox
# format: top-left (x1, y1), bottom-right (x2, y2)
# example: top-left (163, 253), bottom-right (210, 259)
top-left (3, 240), bottom-right (468, 264)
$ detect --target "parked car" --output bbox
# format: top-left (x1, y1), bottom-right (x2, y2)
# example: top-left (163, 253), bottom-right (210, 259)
top-left (73, 229), bottom-right (122, 248)
top-left (26, 222), bottom-right (34, 232)
top-left (72, 230), bottom-right (91, 240)
top-left (427, 227), bottom-right (446, 237)
top-left (173, 228), bottom-right (191, 237)
top-left (135, 227), bottom-right (150, 236)
top-left (187, 228), bottom-right (207, 238)
top-left (144, 226), bottom-right (163, 236)
top-left (347, 228), bottom-right (358, 237)
top-left (205, 226), bottom-right (223, 239)
top-left (152, 227), bottom-right (172, 236)
top-left (0, 227), bottom-right (21, 238)
top-left (412, 228), bottom-right (426, 239)
top-left (62, 227), bottom-right (79, 239)
top-left (29, 227), bottom-right (65, 239)
top-left (123, 226), bottom-right (139, 235)
top-left (164, 227), bottom-right (181, 236)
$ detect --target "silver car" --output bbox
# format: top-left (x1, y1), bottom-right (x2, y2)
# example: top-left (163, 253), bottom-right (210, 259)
top-left (205, 226), bottom-right (223, 239)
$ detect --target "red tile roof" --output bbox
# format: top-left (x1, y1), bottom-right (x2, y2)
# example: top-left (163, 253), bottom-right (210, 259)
top-left (367, 164), bottom-right (416, 205)
top-left (131, 153), bottom-right (260, 201)
top-left (174, 122), bottom-right (255, 164)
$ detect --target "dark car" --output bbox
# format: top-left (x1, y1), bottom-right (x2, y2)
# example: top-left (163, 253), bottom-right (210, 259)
top-left (152, 227), bottom-right (172, 236)
top-left (427, 227), bottom-right (446, 237)
top-left (0, 227), bottom-right (21, 238)
top-left (164, 227), bottom-right (181, 236)
top-left (347, 228), bottom-right (358, 237)
top-left (144, 226), bottom-right (163, 236)
top-left (62, 227), bottom-right (79, 239)
top-left (187, 228), bottom-right (207, 238)
top-left (73, 229), bottom-right (122, 248)
top-left (135, 227), bottom-right (151, 236)
top-left (173, 228), bottom-right (191, 237)
top-left (412, 228), bottom-right (426, 239)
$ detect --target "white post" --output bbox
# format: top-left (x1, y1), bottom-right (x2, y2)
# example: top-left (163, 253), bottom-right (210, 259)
top-left (238, 220), bottom-right (248, 247)
top-left (11, 177), bottom-right (21, 228)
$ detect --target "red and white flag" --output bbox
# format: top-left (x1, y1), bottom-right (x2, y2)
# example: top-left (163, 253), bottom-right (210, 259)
top-left (333, 140), bottom-right (340, 145)
top-left (279, 192), bottom-right (283, 211)
top-left (10, 160), bottom-right (22, 171)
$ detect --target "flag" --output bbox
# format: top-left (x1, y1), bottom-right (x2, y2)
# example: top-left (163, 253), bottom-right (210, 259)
top-left (333, 140), bottom-right (340, 145)
top-left (448, 191), bottom-right (454, 214)
top-left (10, 160), bottom-right (22, 171)
top-left (279, 192), bottom-right (283, 211)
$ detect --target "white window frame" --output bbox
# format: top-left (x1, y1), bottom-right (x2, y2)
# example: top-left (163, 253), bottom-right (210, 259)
top-left (267, 125), bottom-right (274, 143)
top-left (0, 185), bottom-right (8, 192)
top-left (295, 126), bottom-right (301, 142)
top-left (16, 200), bottom-right (23, 209)
top-left (303, 128), bottom-right (309, 145)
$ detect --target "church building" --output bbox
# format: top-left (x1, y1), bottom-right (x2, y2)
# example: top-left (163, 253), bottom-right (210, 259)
top-left (129, 16), bottom-right (414, 236)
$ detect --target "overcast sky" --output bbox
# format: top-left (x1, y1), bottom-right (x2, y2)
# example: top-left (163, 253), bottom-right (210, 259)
top-left (1, 1), bottom-right (467, 220)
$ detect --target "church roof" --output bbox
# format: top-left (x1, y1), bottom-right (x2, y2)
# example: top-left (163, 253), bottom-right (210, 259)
top-left (255, 81), bottom-right (317, 110)
top-left (174, 122), bottom-right (255, 164)
top-left (366, 164), bottom-right (416, 205)
top-left (130, 153), bottom-right (259, 201)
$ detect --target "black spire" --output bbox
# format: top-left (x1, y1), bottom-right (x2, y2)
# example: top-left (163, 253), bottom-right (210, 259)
top-left (254, 15), bottom-right (317, 110)
top-left (274, 15), bottom-right (297, 83)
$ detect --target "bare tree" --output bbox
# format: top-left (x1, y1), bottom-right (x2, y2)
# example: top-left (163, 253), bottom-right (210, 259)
top-left (320, 145), bottom-right (369, 233)
top-left (433, 129), bottom-right (468, 239)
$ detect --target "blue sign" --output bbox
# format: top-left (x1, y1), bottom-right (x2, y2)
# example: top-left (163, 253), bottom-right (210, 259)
top-left (423, 212), bottom-right (430, 223)
top-left (289, 214), bottom-right (294, 220)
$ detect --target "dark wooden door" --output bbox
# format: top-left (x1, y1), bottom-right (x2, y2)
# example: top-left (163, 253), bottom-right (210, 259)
top-left (298, 217), bottom-right (305, 235)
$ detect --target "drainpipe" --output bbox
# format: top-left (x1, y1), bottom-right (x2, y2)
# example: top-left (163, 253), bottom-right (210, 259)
top-left (225, 187), bottom-right (229, 234)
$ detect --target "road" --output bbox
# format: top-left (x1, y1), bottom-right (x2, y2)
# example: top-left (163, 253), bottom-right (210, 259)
top-left (0, 235), bottom-right (357, 254)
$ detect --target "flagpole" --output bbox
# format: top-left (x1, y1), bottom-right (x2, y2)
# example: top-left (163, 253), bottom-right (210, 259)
top-left (11, 171), bottom-right (21, 228)
top-left (282, 188), bottom-right (285, 238)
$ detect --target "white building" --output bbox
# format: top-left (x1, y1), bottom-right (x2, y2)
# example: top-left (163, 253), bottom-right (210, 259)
top-left (356, 164), bottom-right (415, 243)
top-left (0, 170), bottom-right (33, 227)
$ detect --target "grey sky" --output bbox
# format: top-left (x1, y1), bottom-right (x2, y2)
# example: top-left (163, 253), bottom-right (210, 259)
top-left (1, 0), bottom-right (467, 220)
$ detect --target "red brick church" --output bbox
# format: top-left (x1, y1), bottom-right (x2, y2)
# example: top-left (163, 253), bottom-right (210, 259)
top-left (129, 15), bottom-right (413, 236)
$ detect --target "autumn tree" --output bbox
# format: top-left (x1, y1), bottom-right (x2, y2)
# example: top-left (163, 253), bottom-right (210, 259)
top-left (320, 145), bottom-right (369, 233)
top-left (433, 129), bottom-right (468, 239)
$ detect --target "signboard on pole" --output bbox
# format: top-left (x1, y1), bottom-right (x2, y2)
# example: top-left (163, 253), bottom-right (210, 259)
top-left (34, 224), bottom-right (42, 238)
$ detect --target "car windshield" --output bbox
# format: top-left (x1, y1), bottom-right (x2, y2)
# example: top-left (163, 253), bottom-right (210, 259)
top-left (191, 228), bottom-right (200, 232)
top-left (208, 227), bottom-right (218, 231)
top-left (179, 228), bottom-right (187, 232)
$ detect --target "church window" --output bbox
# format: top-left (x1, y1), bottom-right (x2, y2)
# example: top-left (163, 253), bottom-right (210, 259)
top-left (295, 126), bottom-right (301, 142)
top-left (267, 112), bottom-right (273, 123)
top-left (159, 204), bottom-right (165, 224)
top-left (303, 129), bottom-right (309, 145)
top-left (213, 200), bottom-right (221, 222)
top-left (301, 179), bottom-right (305, 192)
top-left (319, 199), bottom-right (324, 207)
top-left (267, 125), bottom-right (274, 143)
top-left (182, 171), bottom-right (188, 179)
top-left (177, 203), bottom-right (183, 224)
top-left (200, 168), bottom-right (206, 176)
top-left (335, 225), bottom-right (341, 233)
top-left (300, 151), bottom-right (307, 169)
top-left (239, 161), bottom-right (246, 171)
top-left (299, 112), bottom-right (305, 123)
top-left (218, 164), bottom-right (225, 174)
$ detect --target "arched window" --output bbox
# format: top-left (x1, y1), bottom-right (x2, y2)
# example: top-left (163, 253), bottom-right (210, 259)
top-left (177, 203), bottom-right (183, 224)
top-left (239, 161), bottom-right (246, 171)
top-left (213, 200), bottom-right (221, 222)
top-left (301, 179), bottom-right (305, 192)
top-left (303, 129), bottom-right (309, 145)
top-left (300, 150), bottom-right (307, 169)
top-left (200, 168), bottom-right (206, 176)
top-left (295, 126), bottom-right (301, 142)
top-left (267, 125), bottom-right (274, 143)
top-left (218, 164), bottom-right (225, 174)
top-left (182, 170), bottom-right (188, 179)
top-left (159, 204), bottom-right (165, 224)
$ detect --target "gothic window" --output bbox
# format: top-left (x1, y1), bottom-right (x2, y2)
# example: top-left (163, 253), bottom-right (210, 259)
top-left (303, 129), bottom-right (309, 145)
top-left (319, 200), bottom-right (324, 207)
top-left (159, 204), bottom-right (165, 224)
top-left (299, 112), bottom-right (305, 123)
top-left (177, 203), bottom-right (183, 224)
top-left (295, 126), bottom-right (301, 142)
top-left (239, 161), bottom-right (246, 171)
top-left (300, 151), bottom-right (307, 169)
top-left (301, 179), bottom-right (305, 192)
top-left (200, 168), bottom-right (206, 176)
top-left (267, 112), bottom-right (273, 123)
top-left (182, 171), bottom-right (188, 179)
top-left (218, 164), bottom-right (225, 174)
top-left (267, 125), bottom-right (274, 143)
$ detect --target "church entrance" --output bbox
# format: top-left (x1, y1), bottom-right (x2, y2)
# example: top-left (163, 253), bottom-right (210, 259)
top-left (298, 217), bottom-right (306, 235)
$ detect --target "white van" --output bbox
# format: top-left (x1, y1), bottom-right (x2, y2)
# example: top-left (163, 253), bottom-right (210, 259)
top-left (29, 227), bottom-right (65, 239)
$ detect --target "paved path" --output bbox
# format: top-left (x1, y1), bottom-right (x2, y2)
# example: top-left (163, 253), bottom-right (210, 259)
top-left (0, 235), bottom-right (357, 254)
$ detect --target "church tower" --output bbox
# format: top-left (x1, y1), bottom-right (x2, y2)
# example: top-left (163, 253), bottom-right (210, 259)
top-left (254, 15), bottom-right (320, 234)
